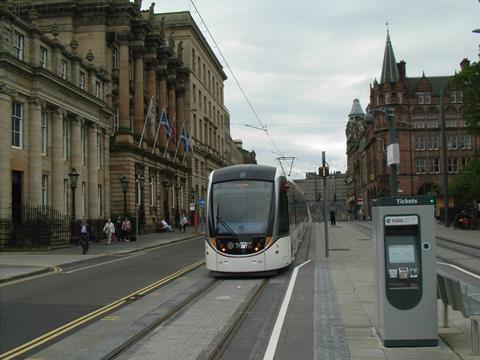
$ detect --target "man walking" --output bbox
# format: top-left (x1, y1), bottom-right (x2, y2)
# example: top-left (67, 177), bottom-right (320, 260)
top-left (79, 219), bottom-right (89, 254)
top-left (103, 218), bottom-right (115, 245)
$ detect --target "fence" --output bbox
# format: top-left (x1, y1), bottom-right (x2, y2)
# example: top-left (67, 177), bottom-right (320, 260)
top-left (0, 204), bottom-right (71, 249)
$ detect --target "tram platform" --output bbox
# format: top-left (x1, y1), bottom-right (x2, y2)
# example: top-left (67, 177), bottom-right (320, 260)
top-left (274, 222), bottom-right (477, 360)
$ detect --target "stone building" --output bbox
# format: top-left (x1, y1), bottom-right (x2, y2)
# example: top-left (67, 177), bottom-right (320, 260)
top-left (1, 1), bottom-right (250, 240)
top-left (0, 2), bottom-right (113, 225)
top-left (346, 30), bottom-right (479, 219)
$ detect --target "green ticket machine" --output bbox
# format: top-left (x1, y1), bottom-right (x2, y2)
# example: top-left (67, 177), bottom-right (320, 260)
top-left (372, 196), bottom-right (437, 347)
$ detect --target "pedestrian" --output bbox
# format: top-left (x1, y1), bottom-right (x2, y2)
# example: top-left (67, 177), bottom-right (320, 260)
top-left (358, 208), bottom-right (364, 221)
top-left (115, 216), bottom-right (122, 237)
top-left (122, 217), bottom-right (132, 242)
top-left (79, 219), bottom-right (90, 254)
top-left (329, 210), bottom-right (336, 226)
top-left (161, 218), bottom-right (174, 232)
top-left (103, 218), bottom-right (115, 245)
top-left (180, 213), bottom-right (188, 233)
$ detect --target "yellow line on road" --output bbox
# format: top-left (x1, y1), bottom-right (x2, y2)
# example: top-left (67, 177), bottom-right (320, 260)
top-left (0, 259), bottom-right (205, 360)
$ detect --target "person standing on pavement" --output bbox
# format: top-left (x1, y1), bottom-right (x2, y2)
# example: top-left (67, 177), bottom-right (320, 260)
top-left (79, 219), bottom-right (90, 254)
top-left (180, 213), bottom-right (188, 233)
top-left (103, 218), bottom-right (115, 245)
top-left (329, 210), bottom-right (336, 226)
top-left (121, 217), bottom-right (131, 242)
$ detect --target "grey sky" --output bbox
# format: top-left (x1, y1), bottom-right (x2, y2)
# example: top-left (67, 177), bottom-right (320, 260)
top-left (144, 0), bottom-right (479, 178)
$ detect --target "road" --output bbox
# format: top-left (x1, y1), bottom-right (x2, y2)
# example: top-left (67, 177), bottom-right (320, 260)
top-left (0, 237), bottom-right (204, 357)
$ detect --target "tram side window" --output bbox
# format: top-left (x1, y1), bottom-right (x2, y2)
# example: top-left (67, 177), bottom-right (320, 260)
top-left (278, 189), bottom-right (289, 235)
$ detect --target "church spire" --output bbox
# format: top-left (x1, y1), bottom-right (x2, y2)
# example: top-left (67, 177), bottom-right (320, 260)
top-left (380, 29), bottom-right (399, 84)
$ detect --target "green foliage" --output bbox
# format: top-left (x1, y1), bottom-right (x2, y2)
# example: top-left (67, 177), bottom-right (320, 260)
top-left (451, 60), bottom-right (480, 135)
top-left (449, 154), bottom-right (480, 202)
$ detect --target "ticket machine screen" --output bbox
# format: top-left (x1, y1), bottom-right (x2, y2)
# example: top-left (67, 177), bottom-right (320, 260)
top-left (388, 244), bottom-right (415, 264)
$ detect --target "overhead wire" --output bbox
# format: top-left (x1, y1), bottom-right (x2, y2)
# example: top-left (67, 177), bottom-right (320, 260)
top-left (189, 0), bottom-right (286, 159)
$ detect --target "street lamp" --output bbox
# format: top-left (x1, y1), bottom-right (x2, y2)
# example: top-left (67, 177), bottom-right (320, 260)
top-left (364, 108), bottom-right (399, 196)
top-left (120, 176), bottom-right (129, 218)
top-left (135, 174), bottom-right (145, 241)
top-left (68, 168), bottom-right (79, 220)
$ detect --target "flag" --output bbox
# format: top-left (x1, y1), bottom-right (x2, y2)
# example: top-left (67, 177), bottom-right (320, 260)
top-left (187, 131), bottom-right (193, 153)
top-left (160, 110), bottom-right (171, 139)
top-left (170, 115), bottom-right (176, 144)
top-left (139, 97), bottom-right (155, 148)
top-left (181, 127), bottom-right (188, 152)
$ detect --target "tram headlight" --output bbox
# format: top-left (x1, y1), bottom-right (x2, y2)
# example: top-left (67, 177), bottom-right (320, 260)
top-left (209, 238), bottom-right (216, 248)
top-left (265, 236), bottom-right (273, 248)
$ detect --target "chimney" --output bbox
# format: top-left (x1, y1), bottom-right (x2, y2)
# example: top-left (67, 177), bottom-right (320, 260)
top-left (397, 61), bottom-right (406, 80)
top-left (460, 58), bottom-right (470, 71)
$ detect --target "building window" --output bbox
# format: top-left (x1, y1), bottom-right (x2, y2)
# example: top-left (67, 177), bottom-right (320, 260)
top-left (449, 91), bottom-right (456, 103)
top-left (98, 184), bottom-right (103, 216)
top-left (426, 119), bottom-right (438, 128)
top-left (426, 135), bottom-right (439, 150)
top-left (112, 47), bottom-right (118, 70)
top-left (114, 106), bottom-right (120, 131)
top-left (61, 60), bottom-right (68, 79)
top-left (415, 159), bottom-right (427, 174)
top-left (458, 134), bottom-right (471, 149)
top-left (62, 118), bottom-right (69, 159)
top-left (63, 178), bottom-right (68, 213)
top-left (130, 114), bottom-right (134, 132)
top-left (191, 48), bottom-right (196, 73)
top-left (447, 135), bottom-right (457, 150)
top-left (40, 46), bottom-right (48, 69)
top-left (81, 182), bottom-right (86, 217)
top-left (41, 111), bottom-right (48, 155)
top-left (42, 175), bottom-right (48, 207)
top-left (429, 158), bottom-right (440, 174)
top-left (193, 84), bottom-right (196, 103)
top-left (149, 175), bottom-right (155, 207)
top-left (414, 136), bottom-right (425, 151)
top-left (95, 81), bottom-right (101, 98)
top-left (13, 31), bottom-right (24, 60)
top-left (79, 71), bottom-right (86, 89)
top-left (12, 101), bottom-right (23, 148)
top-left (96, 132), bottom-right (102, 168)
top-left (81, 125), bottom-right (86, 164)
top-left (447, 158), bottom-right (458, 173)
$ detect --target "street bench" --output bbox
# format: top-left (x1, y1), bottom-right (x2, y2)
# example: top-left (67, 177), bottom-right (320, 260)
top-left (437, 269), bottom-right (480, 355)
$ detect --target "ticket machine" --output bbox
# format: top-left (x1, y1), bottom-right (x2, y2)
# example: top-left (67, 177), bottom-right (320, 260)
top-left (372, 196), bottom-right (437, 347)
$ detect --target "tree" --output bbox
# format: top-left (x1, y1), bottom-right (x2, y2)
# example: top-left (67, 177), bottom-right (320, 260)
top-left (451, 60), bottom-right (480, 135)
top-left (449, 154), bottom-right (480, 204)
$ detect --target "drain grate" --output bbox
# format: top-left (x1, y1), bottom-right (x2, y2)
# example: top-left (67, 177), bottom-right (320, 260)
top-left (329, 248), bottom-right (350, 251)
top-left (357, 238), bottom-right (370, 241)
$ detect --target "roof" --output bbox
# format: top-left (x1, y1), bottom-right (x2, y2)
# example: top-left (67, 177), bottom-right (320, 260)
top-left (349, 98), bottom-right (365, 117)
top-left (380, 30), bottom-right (400, 84)
top-left (405, 76), bottom-right (452, 96)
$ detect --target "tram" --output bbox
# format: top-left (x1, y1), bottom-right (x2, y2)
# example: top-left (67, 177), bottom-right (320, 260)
top-left (205, 164), bottom-right (310, 274)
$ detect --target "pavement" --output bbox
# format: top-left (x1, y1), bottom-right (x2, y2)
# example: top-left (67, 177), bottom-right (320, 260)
top-left (1, 222), bottom-right (479, 359)
top-left (0, 226), bottom-right (203, 283)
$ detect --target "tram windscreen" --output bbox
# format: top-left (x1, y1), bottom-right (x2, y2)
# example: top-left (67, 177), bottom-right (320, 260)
top-left (211, 180), bottom-right (274, 235)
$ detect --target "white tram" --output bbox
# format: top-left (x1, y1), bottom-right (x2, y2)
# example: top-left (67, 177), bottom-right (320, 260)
top-left (205, 165), bottom-right (310, 274)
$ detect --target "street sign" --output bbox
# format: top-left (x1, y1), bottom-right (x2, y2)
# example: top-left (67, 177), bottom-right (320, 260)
top-left (190, 203), bottom-right (195, 211)
top-left (198, 198), bottom-right (206, 208)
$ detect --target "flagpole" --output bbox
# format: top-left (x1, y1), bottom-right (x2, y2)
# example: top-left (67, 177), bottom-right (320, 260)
top-left (173, 123), bottom-right (184, 163)
top-left (139, 96), bottom-right (153, 148)
top-left (152, 108), bottom-right (164, 154)
top-left (181, 123), bottom-right (192, 167)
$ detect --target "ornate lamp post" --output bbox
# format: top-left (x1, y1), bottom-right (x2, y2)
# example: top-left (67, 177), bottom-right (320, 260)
top-left (135, 174), bottom-right (145, 241)
top-left (120, 176), bottom-right (129, 218)
top-left (68, 168), bottom-right (79, 220)
top-left (174, 182), bottom-right (181, 229)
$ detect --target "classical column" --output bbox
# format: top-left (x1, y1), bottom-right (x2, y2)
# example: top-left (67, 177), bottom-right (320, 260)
top-left (88, 122), bottom-right (99, 218)
top-left (0, 90), bottom-right (13, 219)
top-left (104, 131), bottom-right (111, 217)
top-left (28, 97), bottom-right (43, 206)
top-left (118, 33), bottom-right (130, 131)
top-left (51, 108), bottom-right (65, 212)
top-left (134, 49), bottom-right (145, 136)
top-left (70, 115), bottom-right (82, 217)
top-left (157, 68), bottom-right (168, 149)
top-left (176, 88), bottom-right (185, 158)
top-left (147, 63), bottom-right (157, 142)
top-left (167, 79), bottom-right (176, 153)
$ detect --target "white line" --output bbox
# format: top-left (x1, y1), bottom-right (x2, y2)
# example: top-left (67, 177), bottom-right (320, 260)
top-left (436, 261), bottom-right (480, 280)
top-left (263, 260), bottom-right (312, 360)
top-left (65, 253), bottom-right (145, 274)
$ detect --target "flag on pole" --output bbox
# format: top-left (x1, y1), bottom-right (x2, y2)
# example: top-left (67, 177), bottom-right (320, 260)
top-left (139, 96), bottom-right (155, 148)
top-left (160, 109), bottom-right (171, 139)
top-left (170, 114), bottom-right (176, 144)
top-left (180, 126), bottom-right (188, 152)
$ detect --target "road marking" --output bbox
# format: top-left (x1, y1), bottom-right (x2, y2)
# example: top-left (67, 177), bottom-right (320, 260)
top-left (0, 259), bottom-right (205, 360)
top-left (263, 259), bottom-right (312, 360)
top-left (436, 261), bottom-right (480, 280)
top-left (64, 252), bottom-right (145, 273)
top-left (0, 266), bottom-right (63, 288)
top-left (102, 316), bottom-right (120, 321)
